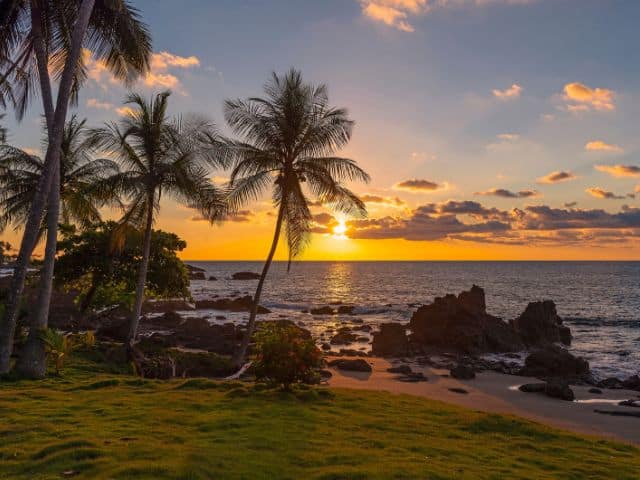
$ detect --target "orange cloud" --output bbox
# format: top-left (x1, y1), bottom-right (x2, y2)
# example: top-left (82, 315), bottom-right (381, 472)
top-left (537, 171), bottom-right (576, 184)
top-left (116, 106), bottom-right (136, 117)
top-left (563, 82), bottom-right (615, 112)
top-left (360, 1), bottom-right (427, 32)
top-left (86, 98), bottom-right (113, 110)
top-left (150, 51), bottom-right (200, 71)
top-left (393, 179), bottom-right (443, 192)
top-left (493, 83), bottom-right (522, 100)
top-left (586, 187), bottom-right (626, 200)
top-left (595, 164), bottom-right (640, 178)
top-left (585, 140), bottom-right (623, 153)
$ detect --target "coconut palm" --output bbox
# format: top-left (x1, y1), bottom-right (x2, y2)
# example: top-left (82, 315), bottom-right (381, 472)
top-left (0, 115), bottom-right (118, 236)
top-left (224, 69), bottom-right (370, 367)
top-left (0, 113), bottom-right (6, 143)
top-left (91, 91), bottom-right (228, 351)
top-left (0, 0), bottom-right (151, 375)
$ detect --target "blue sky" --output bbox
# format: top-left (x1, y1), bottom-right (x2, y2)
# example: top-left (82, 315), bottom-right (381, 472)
top-left (2, 0), bottom-right (639, 259)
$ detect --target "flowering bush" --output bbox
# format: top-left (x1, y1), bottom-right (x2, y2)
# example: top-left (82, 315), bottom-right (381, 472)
top-left (252, 323), bottom-right (323, 390)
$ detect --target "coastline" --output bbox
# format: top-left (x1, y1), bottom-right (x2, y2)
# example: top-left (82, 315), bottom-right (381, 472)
top-left (327, 355), bottom-right (640, 445)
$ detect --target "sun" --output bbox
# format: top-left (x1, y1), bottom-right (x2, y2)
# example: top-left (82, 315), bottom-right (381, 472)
top-left (332, 218), bottom-right (348, 238)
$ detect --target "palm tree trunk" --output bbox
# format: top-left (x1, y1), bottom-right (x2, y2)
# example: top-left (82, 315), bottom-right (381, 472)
top-left (0, 0), bottom-right (96, 374)
top-left (233, 203), bottom-right (285, 368)
top-left (126, 192), bottom-right (155, 352)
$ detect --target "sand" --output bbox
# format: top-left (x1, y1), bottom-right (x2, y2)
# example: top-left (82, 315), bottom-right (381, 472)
top-left (327, 356), bottom-right (640, 445)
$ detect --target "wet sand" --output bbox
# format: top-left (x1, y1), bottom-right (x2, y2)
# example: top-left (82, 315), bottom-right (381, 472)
top-left (327, 356), bottom-right (640, 445)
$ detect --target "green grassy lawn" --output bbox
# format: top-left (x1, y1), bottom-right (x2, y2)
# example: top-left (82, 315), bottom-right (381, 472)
top-left (1, 354), bottom-right (638, 480)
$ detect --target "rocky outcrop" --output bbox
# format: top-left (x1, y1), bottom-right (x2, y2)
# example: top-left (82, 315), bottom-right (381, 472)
top-left (372, 323), bottom-right (409, 357)
top-left (330, 328), bottom-right (358, 345)
top-left (510, 301), bottom-right (571, 347)
top-left (194, 296), bottom-right (271, 314)
top-left (519, 345), bottom-right (589, 378)
top-left (231, 271), bottom-right (261, 280)
top-left (142, 299), bottom-right (194, 314)
top-left (450, 364), bottom-right (476, 380)
top-left (310, 306), bottom-right (335, 315)
top-left (186, 264), bottom-right (206, 280)
top-left (409, 285), bottom-right (524, 354)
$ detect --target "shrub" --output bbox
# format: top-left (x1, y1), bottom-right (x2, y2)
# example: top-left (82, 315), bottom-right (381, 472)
top-left (39, 329), bottom-right (96, 374)
top-left (252, 323), bottom-right (323, 390)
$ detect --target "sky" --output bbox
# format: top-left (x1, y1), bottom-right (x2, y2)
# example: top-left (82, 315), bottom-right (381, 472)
top-left (2, 0), bottom-right (640, 260)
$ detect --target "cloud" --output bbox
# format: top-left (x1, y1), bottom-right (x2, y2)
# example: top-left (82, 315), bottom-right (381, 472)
top-left (86, 98), bottom-right (113, 110)
top-left (393, 179), bottom-right (443, 192)
top-left (564, 201), bottom-right (578, 208)
top-left (586, 187), bottom-right (627, 200)
top-left (311, 212), bottom-right (339, 234)
top-left (519, 204), bottom-right (640, 230)
top-left (496, 133), bottom-right (519, 141)
top-left (563, 82), bottom-right (616, 112)
top-left (84, 48), bottom-right (200, 94)
top-left (360, 194), bottom-right (408, 208)
top-left (585, 140), bottom-right (623, 153)
top-left (116, 106), bottom-right (136, 117)
top-left (359, 0), bottom-right (426, 32)
top-left (492, 83), bottom-right (522, 100)
top-left (537, 171), bottom-right (576, 184)
top-left (475, 188), bottom-right (539, 199)
top-left (595, 164), bottom-right (640, 178)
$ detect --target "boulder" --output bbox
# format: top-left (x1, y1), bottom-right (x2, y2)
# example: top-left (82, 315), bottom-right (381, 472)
top-left (194, 296), bottom-right (270, 314)
top-left (371, 323), bottom-right (409, 357)
top-left (519, 382), bottom-right (575, 401)
top-left (409, 285), bottom-right (524, 354)
top-left (148, 310), bottom-right (183, 329)
top-left (94, 306), bottom-right (131, 341)
top-left (510, 300), bottom-right (571, 347)
top-left (142, 299), bottom-right (193, 314)
top-left (186, 264), bottom-right (206, 280)
top-left (450, 364), bottom-right (476, 380)
top-left (330, 328), bottom-right (358, 345)
top-left (337, 305), bottom-right (356, 315)
top-left (387, 365), bottom-right (413, 375)
top-left (208, 276), bottom-right (217, 281)
top-left (310, 306), bottom-right (335, 315)
top-left (231, 271), bottom-right (261, 280)
top-left (519, 345), bottom-right (589, 378)
top-left (597, 377), bottom-right (625, 389)
top-left (622, 375), bottom-right (640, 391)
top-left (328, 358), bottom-right (372, 372)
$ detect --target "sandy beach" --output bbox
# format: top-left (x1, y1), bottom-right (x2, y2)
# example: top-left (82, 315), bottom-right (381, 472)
top-left (327, 356), bottom-right (640, 445)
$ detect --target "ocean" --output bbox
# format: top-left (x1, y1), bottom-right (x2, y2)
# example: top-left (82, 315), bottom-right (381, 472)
top-left (185, 261), bottom-right (640, 380)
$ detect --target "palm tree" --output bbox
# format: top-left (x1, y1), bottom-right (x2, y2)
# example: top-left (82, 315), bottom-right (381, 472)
top-left (0, 115), bottom-right (118, 377)
top-left (0, 113), bottom-right (6, 143)
top-left (0, 0), bottom-right (151, 374)
top-left (224, 69), bottom-right (370, 367)
top-left (91, 91), bottom-right (227, 352)
top-left (0, 116), bottom-right (118, 235)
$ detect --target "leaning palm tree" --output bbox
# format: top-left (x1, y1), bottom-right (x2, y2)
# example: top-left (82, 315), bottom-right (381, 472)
top-left (91, 91), bottom-right (227, 352)
top-left (0, 115), bottom-right (118, 377)
top-left (0, 0), bottom-right (151, 375)
top-left (225, 69), bottom-right (370, 367)
top-left (0, 113), bottom-right (6, 143)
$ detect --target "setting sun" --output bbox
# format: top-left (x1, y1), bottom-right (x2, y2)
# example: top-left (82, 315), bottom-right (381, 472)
top-left (332, 218), bottom-right (348, 238)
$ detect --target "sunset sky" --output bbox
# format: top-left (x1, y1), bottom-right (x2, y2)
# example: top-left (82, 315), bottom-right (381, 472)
top-left (2, 0), bottom-right (640, 260)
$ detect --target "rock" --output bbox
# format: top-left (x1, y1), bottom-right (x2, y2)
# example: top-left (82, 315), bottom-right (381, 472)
top-left (231, 271), bottom-right (261, 280)
top-left (94, 306), bottom-right (131, 341)
top-left (194, 296), bottom-right (270, 314)
top-left (622, 375), bottom-right (640, 391)
top-left (594, 409), bottom-right (640, 418)
top-left (186, 264), bottom-right (206, 280)
top-left (208, 276), bottom-right (217, 281)
top-left (330, 328), bottom-right (358, 345)
top-left (371, 323), bottom-right (409, 357)
top-left (321, 343), bottom-right (331, 351)
top-left (409, 285), bottom-right (524, 354)
top-left (142, 299), bottom-right (193, 314)
top-left (450, 364), bottom-right (476, 380)
top-left (519, 345), bottom-right (589, 378)
top-left (337, 305), bottom-right (356, 315)
top-left (448, 388), bottom-right (468, 394)
top-left (148, 310), bottom-right (182, 329)
top-left (328, 358), bottom-right (372, 372)
top-left (510, 300), bottom-right (571, 347)
top-left (387, 365), bottom-right (413, 375)
top-left (338, 349), bottom-right (368, 357)
top-left (597, 377), bottom-right (624, 389)
top-left (397, 372), bottom-right (427, 382)
top-left (619, 399), bottom-right (640, 408)
top-left (310, 306), bottom-right (335, 315)
top-left (519, 382), bottom-right (575, 401)
top-left (353, 324), bottom-right (372, 332)
top-left (588, 388), bottom-right (603, 394)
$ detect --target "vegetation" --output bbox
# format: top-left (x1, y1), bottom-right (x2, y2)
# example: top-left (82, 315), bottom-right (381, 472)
top-left (225, 69), bottom-right (370, 366)
top-left (0, 240), bottom-right (10, 265)
top-left (0, 355), bottom-right (638, 479)
top-left (253, 322), bottom-right (323, 390)
top-left (0, 0), bottom-right (152, 377)
top-left (90, 91), bottom-right (227, 349)
top-left (55, 222), bottom-right (190, 312)
top-left (38, 328), bottom-right (95, 375)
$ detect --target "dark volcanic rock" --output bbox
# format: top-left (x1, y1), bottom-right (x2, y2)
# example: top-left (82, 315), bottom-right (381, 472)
top-left (186, 264), bottom-right (206, 280)
top-left (328, 358), bottom-right (372, 372)
top-left (194, 296), bottom-right (270, 314)
top-left (142, 299), bottom-right (193, 314)
top-left (387, 365), bottom-right (413, 375)
top-left (330, 329), bottom-right (358, 345)
top-left (588, 388), bottom-right (603, 394)
top-left (510, 300), bottom-right (571, 347)
top-left (397, 372), bottom-right (427, 382)
top-left (310, 306), bottom-right (336, 315)
top-left (450, 364), bottom-right (476, 380)
top-left (519, 345), bottom-right (589, 378)
top-left (622, 375), bottom-right (640, 391)
top-left (372, 323), bottom-right (409, 357)
top-left (231, 271), bottom-right (261, 280)
top-left (519, 381), bottom-right (575, 401)
top-left (94, 306), bottom-right (131, 341)
top-left (337, 305), bottom-right (356, 315)
top-left (409, 285), bottom-right (524, 354)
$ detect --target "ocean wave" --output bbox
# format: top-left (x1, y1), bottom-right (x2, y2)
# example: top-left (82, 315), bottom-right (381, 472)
top-left (565, 317), bottom-right (640, 329)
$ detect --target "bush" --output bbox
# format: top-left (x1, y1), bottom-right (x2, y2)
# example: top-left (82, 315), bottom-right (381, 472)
top-left (252, 323), bottom-right (323, 390)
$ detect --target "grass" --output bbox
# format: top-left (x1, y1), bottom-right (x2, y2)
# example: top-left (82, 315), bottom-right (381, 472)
top-left (0, 353), bottom-right (638, 479)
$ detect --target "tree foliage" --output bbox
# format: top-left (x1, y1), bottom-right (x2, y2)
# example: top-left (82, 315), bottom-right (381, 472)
top-left (55, 222), bottom-right (190, 311)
